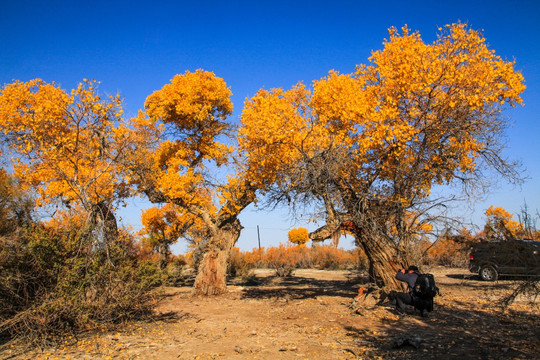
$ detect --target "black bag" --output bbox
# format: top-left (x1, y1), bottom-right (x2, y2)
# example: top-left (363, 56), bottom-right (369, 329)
top-left (412, 273), bottom-right (439, 299)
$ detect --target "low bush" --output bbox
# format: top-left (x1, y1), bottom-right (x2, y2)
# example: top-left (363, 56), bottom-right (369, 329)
top-left (225, 244), bottom-right (367, 278)
top-left (311, 245), bottom-right (358, 270)
top-left (228, 247), bottom-right (256, 278)
top-left (0, 223), bottom-right (161, 346)
top-left (266, 244), bottom-right (300, 277)
top-left (424, 238), bottom-right (470, 267)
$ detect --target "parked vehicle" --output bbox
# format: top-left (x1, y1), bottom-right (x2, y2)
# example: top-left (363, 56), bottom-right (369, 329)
top-left (469, 239), bottom-right (540, 281)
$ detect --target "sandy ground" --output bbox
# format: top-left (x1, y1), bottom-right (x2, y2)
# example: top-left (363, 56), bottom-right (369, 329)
top-left (2, 266), bottom-right (539, 360)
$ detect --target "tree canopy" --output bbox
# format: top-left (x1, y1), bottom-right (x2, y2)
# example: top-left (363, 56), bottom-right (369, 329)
top-left (0, 79), bottom-right (133, 242)
top-left (238, 23), bottom-right (525, 288)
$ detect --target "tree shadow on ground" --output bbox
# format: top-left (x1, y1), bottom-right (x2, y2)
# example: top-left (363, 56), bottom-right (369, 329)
top-left (447, 273), bottom-right (540, 282)
top-left (240, 275), bottom-right (359, 300)
top-left (444, 274), bottom-right (523, 291)
top-left (169, 275), bottom-right (195, 287)
top-left (344, 302), bottom-right (540, 360)
top-left (147, 311), bottom-right (198, 324)
top-left (446, 273), bottom-right (481, 280)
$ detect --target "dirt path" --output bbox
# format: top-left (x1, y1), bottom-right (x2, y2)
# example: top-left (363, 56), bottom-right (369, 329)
top-left (2, 267), bottom-right (539, 359)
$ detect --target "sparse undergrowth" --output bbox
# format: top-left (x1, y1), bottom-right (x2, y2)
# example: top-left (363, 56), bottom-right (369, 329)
top-left (2, 267), bottom-right (538, 360)
top-left (0, 225), bottom-right (162, 348)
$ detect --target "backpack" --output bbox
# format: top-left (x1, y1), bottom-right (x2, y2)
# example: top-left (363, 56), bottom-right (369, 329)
top-left (412, 273), bottom-right (439, 299)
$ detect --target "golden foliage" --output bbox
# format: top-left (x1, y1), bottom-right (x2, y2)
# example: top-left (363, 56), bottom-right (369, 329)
top-left (484, 205), bottom-right (525, 240)
top-left (144, 69), bottom-right (233, 174)
top-left (313, 23), bottom-right (524, 196)
top-left (288, 227), bottom-right (310, 246)
top-left (239, 84), bottom-right (322, 189)
top-left (0, 169), bottom-right (34, 235)
top-left (145, 70), bottom-right (233, 131)
top-left (240, 23), bottom-right (525, 209)
top-left (425, 238), bottom-right (469, 267)
top-left (0, 79), bottom-right (130, 210)
top-left (141, 204), bottom-right (197, 243)
top-left (140, 203), bottom-right (208, 261)
top-left (130, 70), bottom-right (253, 226)
top-left (226, 244), bottom-right (367, 277)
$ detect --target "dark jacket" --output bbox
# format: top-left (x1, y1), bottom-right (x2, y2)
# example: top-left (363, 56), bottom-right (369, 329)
top-left (395, 271), bottom-right (418, 291)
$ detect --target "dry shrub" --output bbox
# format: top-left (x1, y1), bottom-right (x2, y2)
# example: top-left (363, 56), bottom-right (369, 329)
top-left (0, 223), bottom-right (161, 346)
top-left (228, 247), bottom-right (257, 277)
top-left (226, 244), bottom-right (367, 279)
top-left (266, 244), bottom-right (300, 277)
top-left (425, 238), bottom-right (470, 267)
top-left (161, 254), bottom-right (190, 286)
top-left (498, 278), bottom-right (540, 310)
top-left (311, 245), bottom-right (358, 270)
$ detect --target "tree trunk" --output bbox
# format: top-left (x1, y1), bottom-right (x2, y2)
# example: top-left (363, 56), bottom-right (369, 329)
top-left (159, 242), bottom-right (170, 270)
top-left (91, 201), bottom-right (119, 246)
top-left (308, 191), bottom-right (414, 290)
top-left (309, 214), bottom-right (409, 290)
top-left (193, 218), bottom-right (242, 296)
top-left (353, 225), bottom-right (412, 290)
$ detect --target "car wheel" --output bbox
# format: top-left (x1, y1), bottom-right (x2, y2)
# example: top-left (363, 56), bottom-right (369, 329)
top-left (480, 265), bottom-right (498, 281)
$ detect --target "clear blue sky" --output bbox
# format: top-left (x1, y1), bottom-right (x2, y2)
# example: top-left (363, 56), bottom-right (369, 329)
top-left (1, 1), bottom-right (539, 252)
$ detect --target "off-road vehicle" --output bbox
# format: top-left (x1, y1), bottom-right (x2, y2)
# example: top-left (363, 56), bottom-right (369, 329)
top-left (469, 239), bottom-right (540, 281)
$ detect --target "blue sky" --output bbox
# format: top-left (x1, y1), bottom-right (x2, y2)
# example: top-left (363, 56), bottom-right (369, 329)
top-left (1, 1), bottom-right (539, 252)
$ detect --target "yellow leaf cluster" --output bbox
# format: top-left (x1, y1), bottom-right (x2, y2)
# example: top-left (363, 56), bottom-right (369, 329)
top-left (145, 69), bottom-right (233, 128)
top-left (240, 23), bottom-right (525, 206)
top-left (145, 70), bottom-right (234, 171)
top-left (239, 84), bottom-right (331, 189)
top-left (0, 79), bottom-right (131, 209)
top-left (141, 203), bottom-right (205, 245)
top-left (135, 70), bottom-right (238, 217)
top-left (484, 205), bottom-right (524, 239)
top-left (215, 175), bottom-right (256, 217)
top-left (288, 227), bottom-right (309, 246)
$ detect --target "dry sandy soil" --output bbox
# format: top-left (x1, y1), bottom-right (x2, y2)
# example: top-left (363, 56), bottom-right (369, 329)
top-left (2, 266), bottom-right (539, 360)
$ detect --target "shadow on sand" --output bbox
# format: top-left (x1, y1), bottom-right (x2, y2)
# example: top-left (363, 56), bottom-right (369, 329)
top-left (240, 273), bottom-right (361, 300)
top-left (343, 300), bottom-right (539, 360)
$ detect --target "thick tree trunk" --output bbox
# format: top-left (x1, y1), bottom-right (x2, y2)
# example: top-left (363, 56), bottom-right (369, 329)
top-left (310, 214), bottom-right (410, 290)
top-left (355, 229), bottom-right (408, 290)
top-left (343, 194), bottom-right (412, 290)
top-left (193, 218), bottom-right (242, 296)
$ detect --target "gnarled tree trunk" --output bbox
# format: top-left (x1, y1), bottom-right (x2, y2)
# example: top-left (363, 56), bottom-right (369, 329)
top-left (310, 214), bottom-right (411, 291)
top-left (193, 218), bottom-right (242, 296)
top-left (354, 228), bottom-right (408, 290)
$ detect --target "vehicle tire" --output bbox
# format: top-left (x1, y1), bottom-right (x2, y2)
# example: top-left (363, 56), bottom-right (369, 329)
top-left (479, 265), bottom-right (498, 281)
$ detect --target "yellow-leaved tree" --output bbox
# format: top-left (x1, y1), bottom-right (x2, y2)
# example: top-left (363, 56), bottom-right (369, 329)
top-left (0, 80), bottom-right (162, 341)
top-left (0, 79), bottom-right (132, 244)
top-left (288, 227), bottom-right (309, 246)
top-left (141, 203), bottom-right (205, 269)
top-left (483, 206), bottom-right (524, 240)
top-left (239, 23), bottom-right (525, 289)
top-left (127, 70), bottom-right (263, 295)
top-left (130, 70), bottom-right (335, 295)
